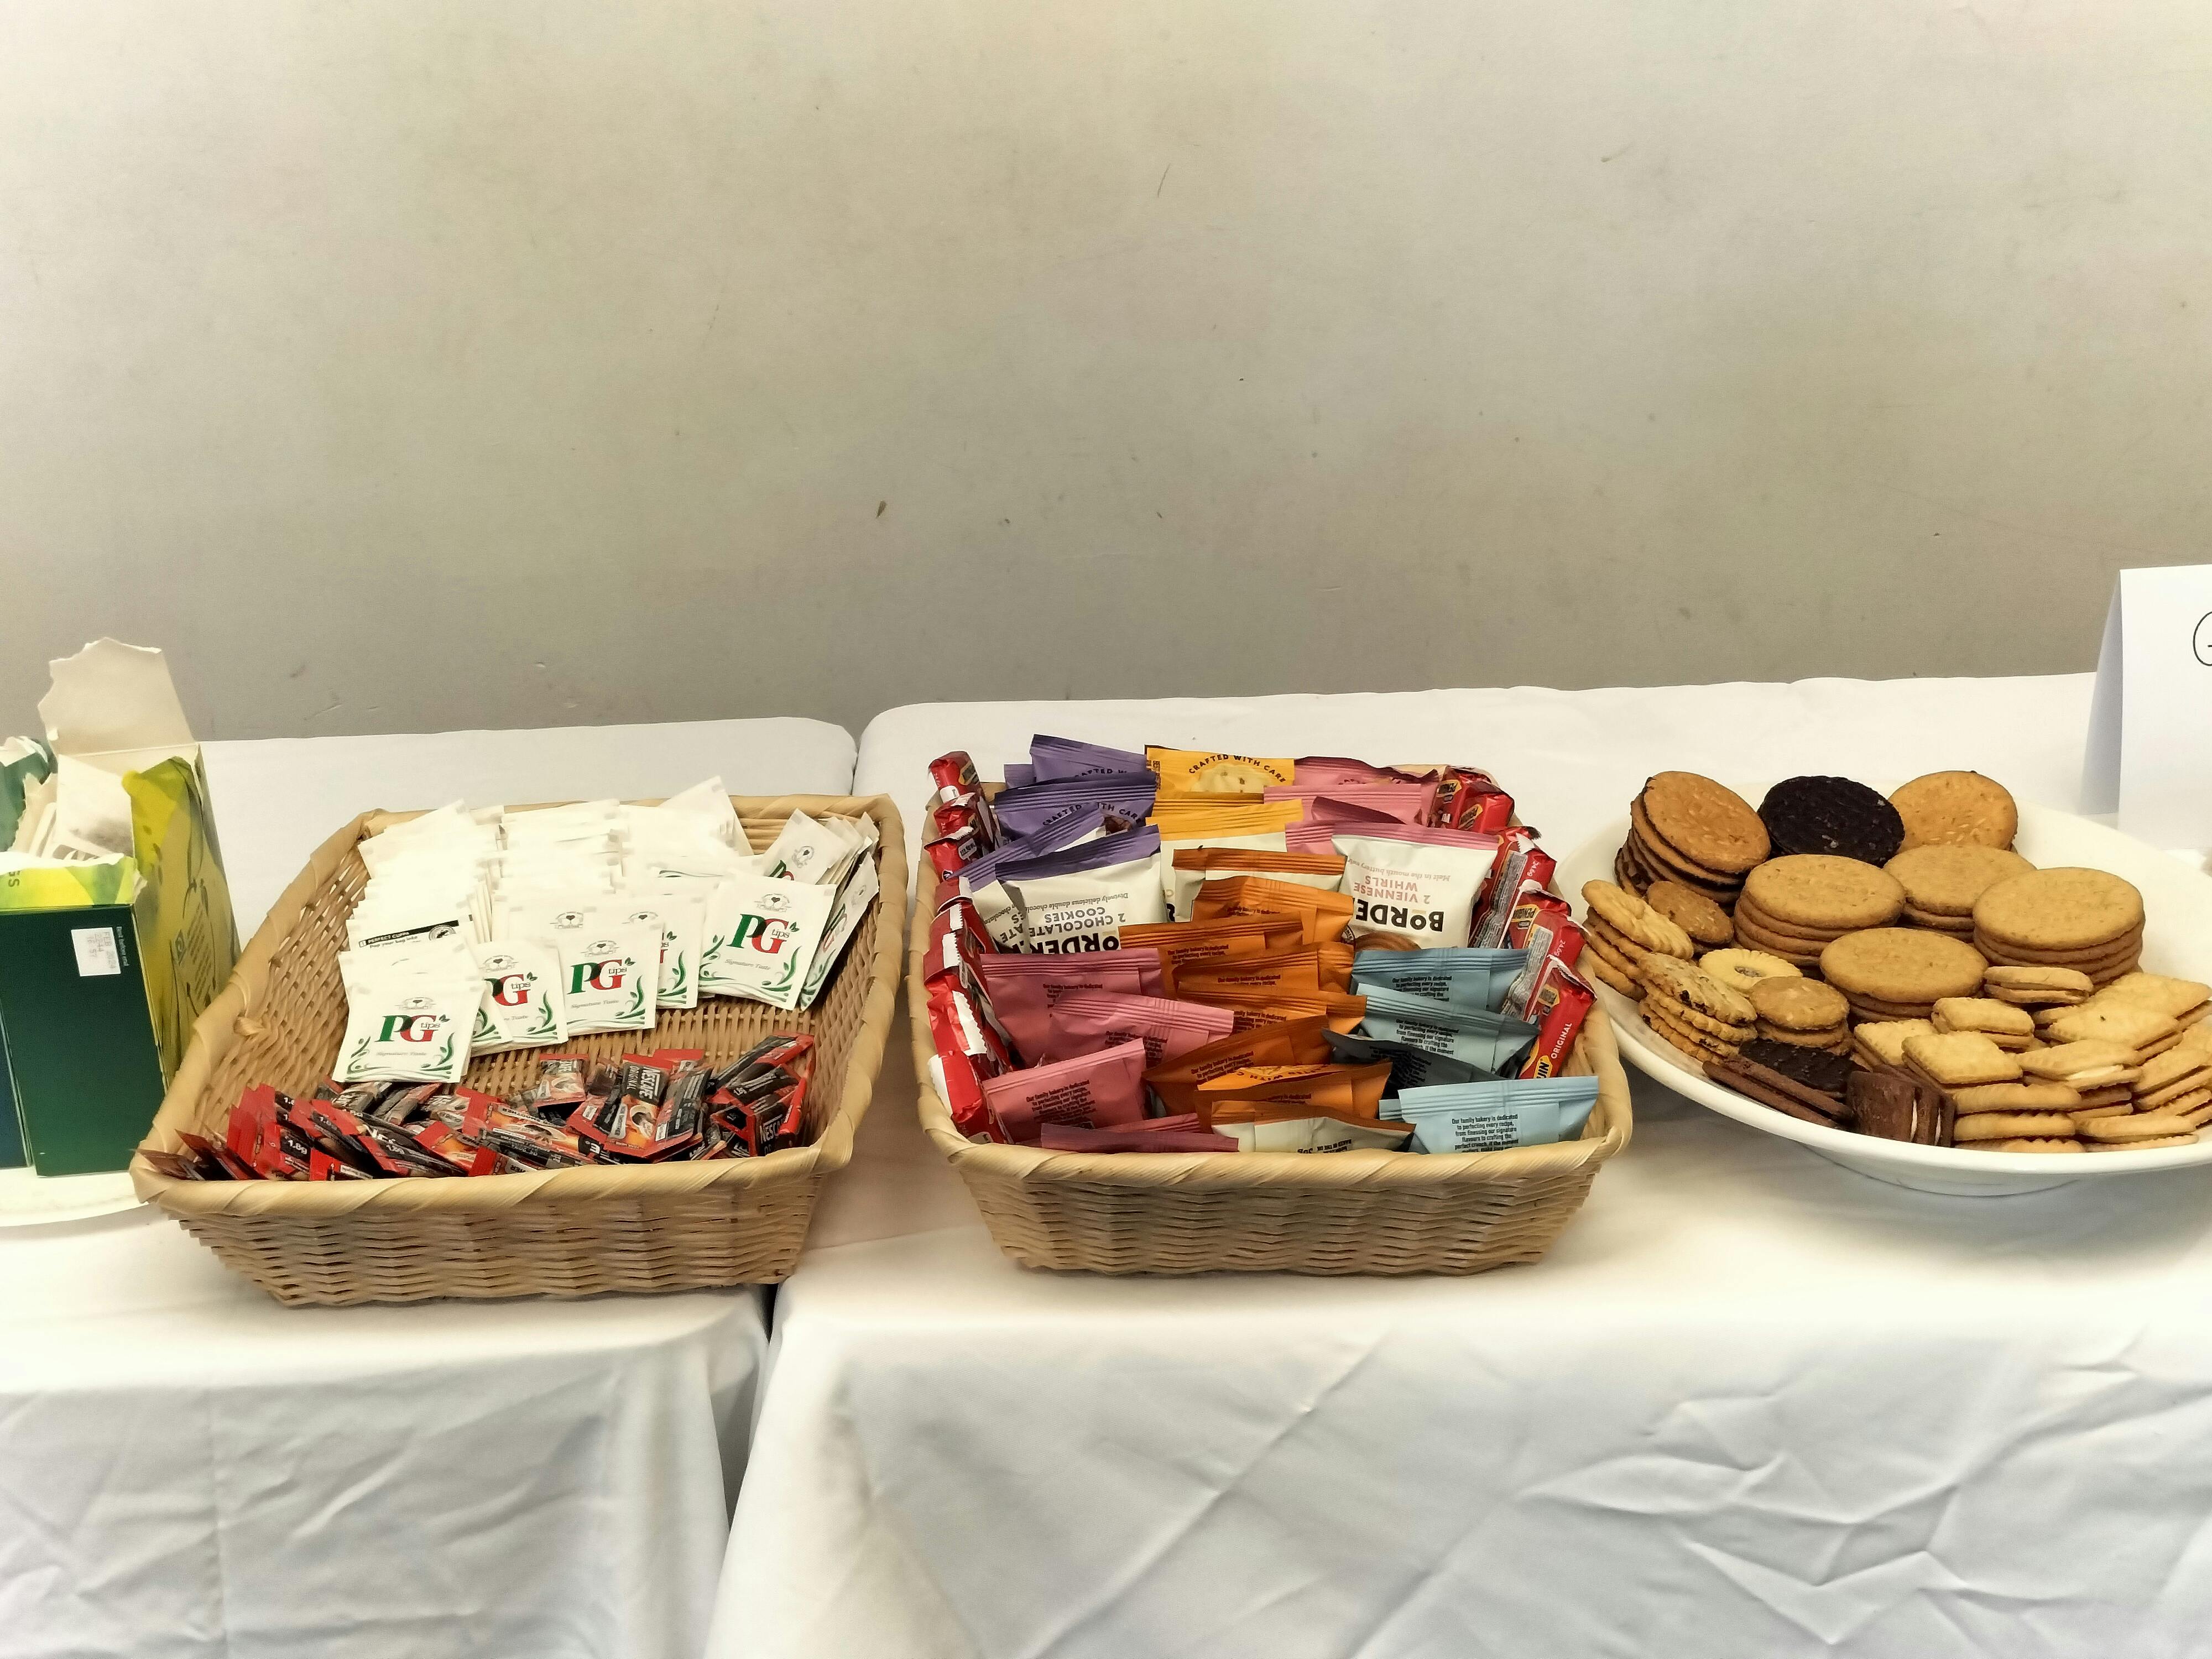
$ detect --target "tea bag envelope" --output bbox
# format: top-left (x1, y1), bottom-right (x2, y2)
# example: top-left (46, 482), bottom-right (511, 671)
top-left (0, 640), bottom-right (240, 1175)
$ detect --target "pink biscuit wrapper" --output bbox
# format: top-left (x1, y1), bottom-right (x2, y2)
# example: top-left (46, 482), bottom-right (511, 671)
top-left (1039, 1124), bottom-right (1237, 1152)
top-left (1034, 989), bottom-right (1237, 1068)
top-left (982, 1040), bottom-right (1150, 1144)
top-left (975, 950), bottom-right (1168, 1065)
top-left (1264, 782), bottom-right (1436, 824)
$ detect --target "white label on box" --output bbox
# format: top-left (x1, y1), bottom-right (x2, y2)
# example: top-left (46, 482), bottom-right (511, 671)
top-left (72, 926), bottom-right (122, 977)
top-left (2083, 565), bottom-right (2212, 853)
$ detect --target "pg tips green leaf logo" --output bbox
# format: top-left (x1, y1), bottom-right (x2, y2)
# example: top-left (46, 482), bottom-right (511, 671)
top-left (735, 889), bottom-right (798, 956)
top-left (570, 938), bottom-right (632, 995)
top-left (482, 951), bottom-right (536, 1008)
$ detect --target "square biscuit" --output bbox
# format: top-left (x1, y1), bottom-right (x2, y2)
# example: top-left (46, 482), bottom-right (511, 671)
top-left (1903, 1031), bottom-right (2023, 1088)
top-left (1855, 1019), bottom-right (1937, 1068)
top-left (1932, 997), bottom-right (2037, 1037)
top-left (2021, 1040), bottom-right (2143, 1080)
top-left (2096, 973), bottom-right (2212, 1021)
top-left (2046, 1003), bottom-right (2182, 1051)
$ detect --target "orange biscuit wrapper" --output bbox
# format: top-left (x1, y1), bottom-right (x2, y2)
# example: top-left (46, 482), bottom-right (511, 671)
top-left (1194, 988), bottom-right (1369, 1035)
top-left (1170, 848), bottom-right (1347, 877)
top-left (1173, 943), bottom-right (1355, 997)
top-left (1146, 748), bottom-right (1296, 795)
top-left (1149, 801), bottom-right (1306, 839)
top-left (1193, 1061), bottom-right (1393, 1126)
top-left (1142, 1015), bottom-right (1333, 1117)
top-left (1192, 877), bottom-right (1358, 947)
top-left (1121, 917), bottom-right (1305, 985)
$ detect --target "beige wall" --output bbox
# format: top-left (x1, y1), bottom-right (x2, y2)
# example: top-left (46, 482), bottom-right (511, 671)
top-left (3, 1), bottom-right (2206, 739)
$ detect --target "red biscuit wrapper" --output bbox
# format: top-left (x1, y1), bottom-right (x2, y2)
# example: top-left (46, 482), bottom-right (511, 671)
top-left (1518, 959), bottom-right (1595, 1078)
top-left (1472, 828), bottom-right (1553, 946)
top-left (929, 750), bottom-right (984, 796)
top-left (1503, 891), bottom-right (1575, 954)
top-left (927, 980), bottom-right (1014, 1140)
top-left (924, 836), bottom-right (973, 881)
top-left (1424, 767), bottom-right (1515, 833)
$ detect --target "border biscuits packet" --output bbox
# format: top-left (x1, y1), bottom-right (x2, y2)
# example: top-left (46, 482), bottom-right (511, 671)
top-left (1395, 1075), bottom-right (1600, 1153)
top-left (1145, 747), bottom-right (1295, 794)
top-left (1121, 916), bottom-right (1305, 982)
top-left (1349, 948), bottom-right (1530, 1014)
top-left (981, 1039), bottom-right (1150, 1143)
top-left (1193, 1061), bottom-right (1392, 1123)
top-left (1190, 877), bottom-right (1357, 946)
top-left (999, 826), bottom-right (1167, 952)
top-left (1171, 943), bottom-right (1355, 998)
top-left (1207, 1100), bottom-right (1416, 1154)
top-left (1334, 829), bottom-right (1501, 948)
top-left (1355, 984), bottom-right (1539, 1073)
top-left (975, 950), bottom-right (1169, 1064)
top-left (1141, 1016), bottom-right (1334, 1117)
top-left (1166, 848), bottom-right (1347, 921)
top-left (1181, 987), bottom-right (1368, 1034)
top-left (1030, 734), bottom-right (1149, 780)
top-left (1034, 989), bottom-right (1237, 1067)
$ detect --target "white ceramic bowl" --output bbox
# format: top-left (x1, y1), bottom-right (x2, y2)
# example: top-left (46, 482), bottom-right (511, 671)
top-left (1555, 796), bottom-right (2212, 1196)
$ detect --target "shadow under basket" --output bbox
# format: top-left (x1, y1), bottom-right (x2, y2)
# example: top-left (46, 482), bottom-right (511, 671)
top-left (132, 794), bottom-right (906, 1306)
top-left (908, 919), bottom-right (1636, 1277)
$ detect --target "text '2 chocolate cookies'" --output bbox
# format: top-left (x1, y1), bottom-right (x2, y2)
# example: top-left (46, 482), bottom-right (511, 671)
top-left (1757, 776), bottom-right (1906, 866)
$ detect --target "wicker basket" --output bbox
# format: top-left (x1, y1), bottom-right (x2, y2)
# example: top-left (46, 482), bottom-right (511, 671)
top-left (131, 795), bottom-right (906, 1306)
top-left (910, 854), bottom-right (1633, 1277)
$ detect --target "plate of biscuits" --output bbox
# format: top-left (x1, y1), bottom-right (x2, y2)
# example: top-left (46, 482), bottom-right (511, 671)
top-left (1555, 769), bottom-right (2212, 1195)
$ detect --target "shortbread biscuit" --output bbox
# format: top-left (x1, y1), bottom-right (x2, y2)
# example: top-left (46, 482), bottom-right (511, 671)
top-left (1585, 915), bottom-right (1660, 966)
top-left (1953, 1110), bottom-right (2079, 1141)
top-left (1637, 774), bottom-right (1769, 875)
top-left (1991, 1138), bottom-right (2082, 1153)
top-left (1643, 880), bottom-right (1734, 948)
top-left (2044, 1003), bottom-right (2180, 1051)
top-left (1698, 948), bottom-right (1801, 995)
top-left (1822, 928), bottom-right (1987, 1005)
top-left (2097, 973), bottom-right (2212, 1022)
top-left (1903, 1031), bottom-right (2022, 1088)
top-left (2080, 1113), bottom-right (2202, 1144)
top-left (1886, 843), bottom-right (2034, 916)
top-left (1732, 900), bottom-right (1846, 951)
top-left (1580, 881), bottom-right (1695, 957)
top-left (1743, 855), bottom-right (1906, 934)
top-left (2085, 1134), bottom-right (2198, 1151)
top-left (2134, 1047), bottom-right (2212, 1098)
top-left (1635, 956), bottom-right (1756, 1026)
top-left (1888, 772), bottom-right (2019, 851)
top-left (1984, 964), bottom-right (2094, 1003)
top-left (1642, 1006), bottom-right (1736, 1062)
top-left (1854, 1019), bottom-right (1938, 1067)
top-left (1582, 947), bottom-right (1643, 1000)
top-left (1726, 913), bottom-right (1831, 966)
top-left (1626, 815), bottom-right (1743, 894)
top-left (1931, 997), bottom-right (2035, 1037)
top-left (1757, 1021), bottom-right (1850, 1049)
top-left (1948, 1080), bottom-right (2083, 1112)
top-left (1973, 868), bottom-right (2145, 953)
top-left (1750, 977), bottom-right (1848, 1032)
top-left (1646, 995), bottom-right (1754, 1042)
top-left (2020, 1039), bottom-right (2141, 1081)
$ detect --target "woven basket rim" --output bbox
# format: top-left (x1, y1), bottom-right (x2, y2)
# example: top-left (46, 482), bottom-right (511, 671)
top-left (906, 857), bottom-right (1634, 1191)
top-left (131, 792), bottom-right (907, 1218)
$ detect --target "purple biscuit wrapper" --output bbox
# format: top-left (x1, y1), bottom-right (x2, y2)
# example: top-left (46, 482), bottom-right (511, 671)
top-left (1003, 764), bottom-right (1036, 788)
top-left (1030, 734), bottom-right (1151, 781)
top-left (992, 774), bottom-right (1157, 838)
top-left (996, 824), bottom-right (1161, 883)
top-left (958, 804), bottom-right (1113, 893)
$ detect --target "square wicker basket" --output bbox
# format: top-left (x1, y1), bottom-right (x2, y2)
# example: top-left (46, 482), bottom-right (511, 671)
top-left (909, 802), bottom-right (1634, 1276)
top-left (131, 794), bottom-right (905, 1306)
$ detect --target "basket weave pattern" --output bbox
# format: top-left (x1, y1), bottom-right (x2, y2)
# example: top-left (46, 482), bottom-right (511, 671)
top-left (132, 795), bottom-right (906, 1305)
top-left (909, 849), bottom-right (1633, 1277)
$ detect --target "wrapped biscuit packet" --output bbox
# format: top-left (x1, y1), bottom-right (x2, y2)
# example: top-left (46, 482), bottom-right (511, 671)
top-left (1172, 944), bottom-right (1354, 998)
top-left (1039, 1123), bottom-right (1238, 1152)
top-left (1030, 734), bottom-right (1150, 780)
top-left (1349, 948), bottom-right (1530, 1014)
top-left (1034, 989), bottom-right (1237, 1067)
top-left (1190, 876), bottom-right (1357, 946)
top-left (1194, 1061), bottom-right (1392, 1123)
top-left (1322, 1028), bottom-right (1496, 1091)
top-left (1142, 1016), bottom-right (1334, 1116)
top-left (1264, 782), bottom-right (1434, 824)
top-left (1121, 916), bottom-right (1305, 981)
top-left (1207, 1101), bottom-right (1416, 1154)
top-left (1166, 848), bottom-right (1346, 921)
top-left (981, 1039), bottom-right (1150, 1143)
top-left (1001, 827), bottom-right (1167, 953)
top-left (1355, 984), bottom-right (1538, 1073)
top-left (1146, 747), bottom-right (1295, 794)
top-left (957, 805), bottom-right (1113, 894)
top-left (1335, 829), bottom-right (1501, 948)
top-left (1183, 987), bottom-right (1369, 1035)
top-left (1395, 1074), bottom-right (1600, 1153)
top-left (1148, 801), bottom-right (1305, 842)
top-left (976, 950), bottom-right (1170, 1063)
top-left (993, 775), bottom-right (1157, 839)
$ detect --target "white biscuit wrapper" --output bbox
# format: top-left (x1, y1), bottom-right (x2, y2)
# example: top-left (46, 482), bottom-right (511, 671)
top-left (1005, 854), bottom-right (1168, 954)
top-left (800, 853), bottom-right (879, 1008)
top-left (1335, 834), bottom-right (1498, 948)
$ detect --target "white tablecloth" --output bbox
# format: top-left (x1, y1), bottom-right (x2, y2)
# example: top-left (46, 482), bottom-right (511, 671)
top-left (708, 675), bottom-right (2212, 1659)
top-left (3, 716), bottom-right (857, 1659)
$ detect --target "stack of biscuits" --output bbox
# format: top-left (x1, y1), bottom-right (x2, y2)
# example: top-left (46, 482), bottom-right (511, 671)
top-left (1575, 880), bottom-right (1695, 1001)
top-left (1972, 867), bottom-right (2145, 988)
top-left (1618, 773), bottom-right (1768, 911)
top-left (1747, 975), bottom-right (1850, 1055)
top-left (1631, 954), bottom-right (1756, 1066)
top-left (1885, 845), bottom-right (2032, 938)
top-left (1733, 857), bottom-right (1903, 971)
top-left (1707, 1039), bottom-right (1855, 1127)
top-left (1818, 927), bottom-right (1987, 1024)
